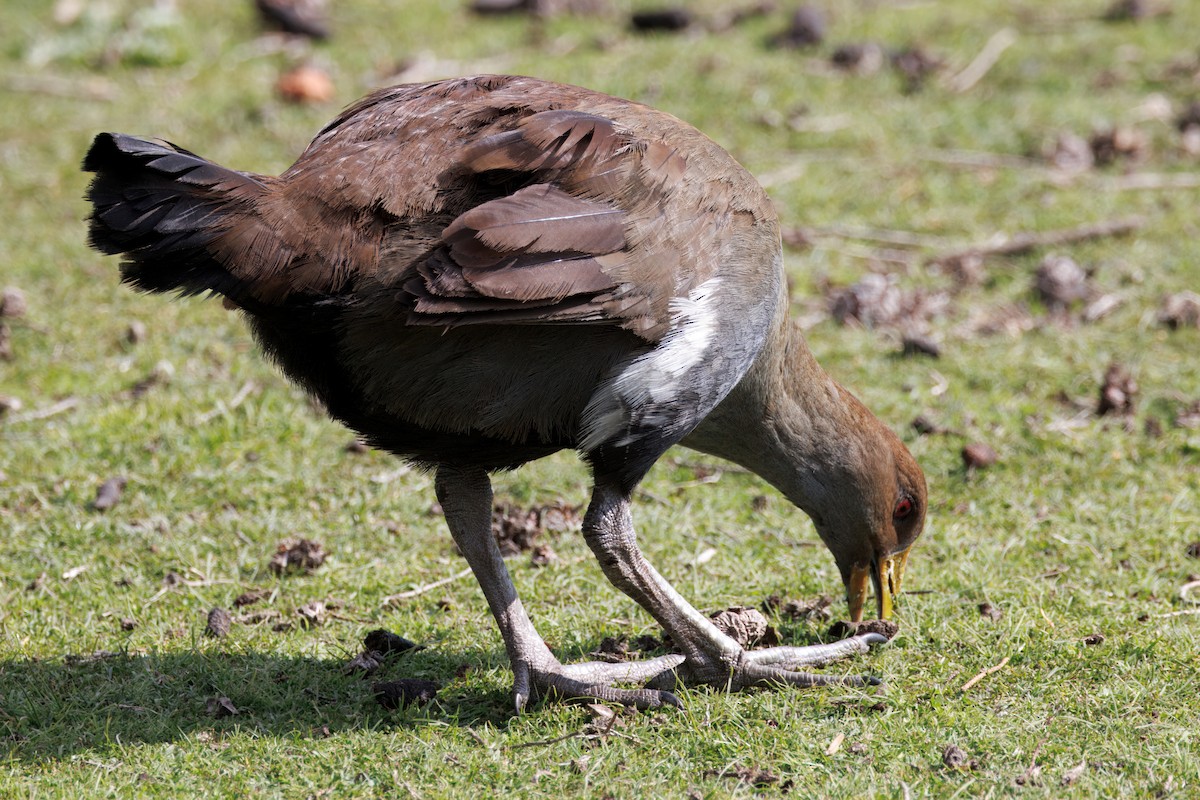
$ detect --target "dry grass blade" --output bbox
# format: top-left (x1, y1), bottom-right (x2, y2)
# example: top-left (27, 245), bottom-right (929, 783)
top-left (945, 28), bottom-right (1018, 92)
top-left (960, 656), bottom-right (1010, 691)
top-left (383, 567), bottom-right (474, 606)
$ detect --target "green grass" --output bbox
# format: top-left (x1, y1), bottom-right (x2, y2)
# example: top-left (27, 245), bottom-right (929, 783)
top-left (3, 0), bottom-right (1200, 796)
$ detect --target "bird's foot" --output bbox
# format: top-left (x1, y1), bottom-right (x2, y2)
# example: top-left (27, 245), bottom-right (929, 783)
top-left (509, 634), bottom-right (885, 711)
top-left (647, 633), bottom-right (888, 692)
top-left (513, 653), bottom-right (687, 712)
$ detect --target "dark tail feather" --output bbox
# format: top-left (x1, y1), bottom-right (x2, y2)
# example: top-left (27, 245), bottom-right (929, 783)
top-left (83, 132), bottom-right (271, 300)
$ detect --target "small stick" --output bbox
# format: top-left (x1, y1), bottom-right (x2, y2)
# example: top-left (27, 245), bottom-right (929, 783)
top-left (928, 217), bottom-right (1144, 267)
top-left (1152, 609), bottom-right (1200, 618)
top-left (960, 655), bottom-right (1010, 691)
top-left (826, 732), bottom-right (845, 755)
top-left (1018, 717), bottom-right (1054, 785)
top-left (383, 567), bottom-right (473, 606)
top-left (6, 397), bottom-right (80, 423)
top-left (3, 74), bottom-right (115, 101)
top-left (195, 380), bottom-right (258, 424)
top-left (945, 28), bottom-right (1018, 93)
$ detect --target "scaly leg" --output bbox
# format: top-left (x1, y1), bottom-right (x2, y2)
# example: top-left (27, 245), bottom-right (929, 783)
top-left (582, 479), bottom-right (884, 693)
top-left (435, 465), bottom-right (685, 711)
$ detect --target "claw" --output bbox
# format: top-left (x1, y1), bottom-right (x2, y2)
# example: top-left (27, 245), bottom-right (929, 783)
top-left (513, 662), bottom-right (532, 714)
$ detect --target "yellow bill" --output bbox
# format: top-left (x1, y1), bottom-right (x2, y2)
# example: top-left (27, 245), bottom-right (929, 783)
top-left (847, 549), bottom-right (910, 622)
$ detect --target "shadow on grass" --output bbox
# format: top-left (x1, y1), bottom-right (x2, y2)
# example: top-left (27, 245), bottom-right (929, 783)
top-left (0, 627), bottom-right (846, 761)
top-left (0, 645), bottom-right (520, 762)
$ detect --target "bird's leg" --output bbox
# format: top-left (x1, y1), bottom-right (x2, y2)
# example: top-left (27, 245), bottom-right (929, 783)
top-left (434, 465), bottom-right (684, 712)
top-left (582, 480), bottom-right (885, 692)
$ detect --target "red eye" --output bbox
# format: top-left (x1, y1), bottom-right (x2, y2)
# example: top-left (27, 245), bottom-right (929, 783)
top-left (894, 496), bottom-right (914, 520)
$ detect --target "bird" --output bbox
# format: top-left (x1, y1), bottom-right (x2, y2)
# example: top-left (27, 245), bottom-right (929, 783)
top-left (83, 74), bottom-right (927, 711)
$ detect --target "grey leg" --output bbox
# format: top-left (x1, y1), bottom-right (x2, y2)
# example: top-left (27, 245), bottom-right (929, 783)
top-left (582, 480), bottom-right (884, 692)
top-left (434, 465), bottom-right (684, 711)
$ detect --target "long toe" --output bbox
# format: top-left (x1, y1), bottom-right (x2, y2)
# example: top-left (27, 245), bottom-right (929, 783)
top-left (522, 655), bottom-right (688, 711)
top-left (741, 632), bottom-right (888, 668)
top-left (546, 678), bottom-right (683, 710)
top-left (639, 632), bottom-right (889, 693)
top-left (736, 661), bottom-right (882, 689)
top-left (560, 653), bottom-right (686, 685)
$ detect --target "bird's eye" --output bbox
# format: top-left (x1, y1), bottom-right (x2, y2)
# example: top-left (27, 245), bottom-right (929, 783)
top-left (893, 496), bottom-right (914, 520)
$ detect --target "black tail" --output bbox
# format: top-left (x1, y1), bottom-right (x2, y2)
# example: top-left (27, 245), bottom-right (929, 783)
top-left (83, 133), bottom-right (271, 300)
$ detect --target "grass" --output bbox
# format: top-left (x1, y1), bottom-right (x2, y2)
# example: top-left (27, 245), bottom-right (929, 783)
top-left (3, 0), bottom-right (1200, 796)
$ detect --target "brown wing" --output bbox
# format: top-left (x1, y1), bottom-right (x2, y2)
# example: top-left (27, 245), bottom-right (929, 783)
top-left (401, 108), bottom-right (690, 341)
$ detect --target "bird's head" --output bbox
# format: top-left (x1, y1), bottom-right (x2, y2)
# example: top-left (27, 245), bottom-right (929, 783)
top-left (806, 405), bottom-right (927, 622)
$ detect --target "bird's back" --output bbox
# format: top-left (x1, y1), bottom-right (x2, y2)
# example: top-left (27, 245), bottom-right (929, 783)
top-left (87, 75), bottom-right (786, 478)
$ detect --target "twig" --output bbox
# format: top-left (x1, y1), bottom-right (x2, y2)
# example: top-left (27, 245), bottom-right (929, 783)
top-left (383, 567), bottom-right (473, 606)
top-left (927, 217), bottom-right (1144, 267)
top-left (1018, 717), bottom-right (1054, 786)
top-left (945, 28), bottom-right (1018, 93)
top-left (1152, 609), bottom-right (1200, 618)
top-left (6, 397), bottom-right (80, 424)
top-left (3, 74), bottom-right (115, 101)
top-left (960, 655), bottom-right (1010, 691)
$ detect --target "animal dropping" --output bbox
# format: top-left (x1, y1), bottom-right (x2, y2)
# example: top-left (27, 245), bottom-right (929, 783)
top-left (205, 607), bottom-right (232, 638)
top-left (373, 679), bottom-right (439, 709)
top-left (84, 75), bottom-right (926, 711)
top-left (269, 537), bottom-right (327, 574)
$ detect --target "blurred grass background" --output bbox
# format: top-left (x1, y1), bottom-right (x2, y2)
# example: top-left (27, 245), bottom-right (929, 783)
top-left (2, 0), bottom-right (1199, 796)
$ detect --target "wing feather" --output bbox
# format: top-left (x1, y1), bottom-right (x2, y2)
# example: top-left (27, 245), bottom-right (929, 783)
top-left (446, 184), bottom-right (626, 259)
top-left (399, 102), bottom-right (695, 342)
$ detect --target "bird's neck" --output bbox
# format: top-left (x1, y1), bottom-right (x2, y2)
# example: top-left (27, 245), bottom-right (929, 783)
top-left (681, 321), bottom-right (864, 516)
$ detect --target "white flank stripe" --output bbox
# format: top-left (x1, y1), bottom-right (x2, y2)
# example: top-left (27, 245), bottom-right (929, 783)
top-left (580, 278), bottom-right (722, 450)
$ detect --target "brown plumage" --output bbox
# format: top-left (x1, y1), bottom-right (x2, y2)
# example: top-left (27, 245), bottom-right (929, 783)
top-left (84, 75), bottom-right (926, 711)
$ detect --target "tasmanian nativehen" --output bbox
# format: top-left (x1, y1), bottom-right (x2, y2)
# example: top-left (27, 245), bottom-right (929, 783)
top-left (84, 75), bottom-right (926, 710)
